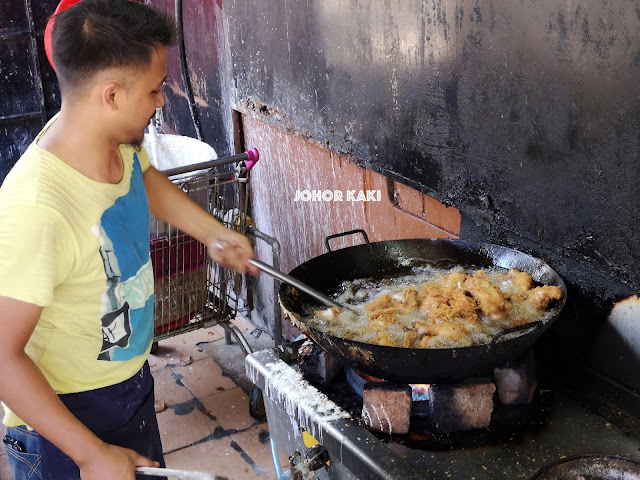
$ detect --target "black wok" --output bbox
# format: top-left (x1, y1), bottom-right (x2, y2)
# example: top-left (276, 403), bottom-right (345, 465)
top-left (279, 235), bottom-right (567, 384)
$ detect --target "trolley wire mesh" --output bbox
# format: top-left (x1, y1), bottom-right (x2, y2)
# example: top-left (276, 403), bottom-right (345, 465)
top-left (150, 166), bottom-right (250, 342)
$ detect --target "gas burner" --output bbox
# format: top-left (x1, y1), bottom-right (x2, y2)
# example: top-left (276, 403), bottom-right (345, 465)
top-left (345, 367), bottom-right (430, 401)
top-left (342, 366), bottom-right (553, 450)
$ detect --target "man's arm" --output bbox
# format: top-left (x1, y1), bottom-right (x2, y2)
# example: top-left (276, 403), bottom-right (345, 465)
top-left (143, 166), bottom-right (258, 275)
top-left (0, 296), bottom-right (157, 479)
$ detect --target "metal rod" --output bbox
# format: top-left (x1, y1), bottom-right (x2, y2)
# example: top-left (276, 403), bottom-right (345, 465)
top-left (249, 259), bottom-right (348, 310)
top-left (225, 322), bottom-right (254, 355)
top-left (270, 438), bottom-right (285, 480)
top-left (135, 466), bottom-right (224, 480)
top-left (162, 152), bottom-right (249, 177)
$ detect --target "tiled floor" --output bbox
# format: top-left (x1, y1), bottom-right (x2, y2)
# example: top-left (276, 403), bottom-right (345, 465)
top-left (0, 317), bottom-right (287, 480)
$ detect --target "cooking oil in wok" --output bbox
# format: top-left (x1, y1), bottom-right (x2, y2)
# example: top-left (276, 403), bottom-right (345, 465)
top-left (304, 265), bottom-right (562, 349)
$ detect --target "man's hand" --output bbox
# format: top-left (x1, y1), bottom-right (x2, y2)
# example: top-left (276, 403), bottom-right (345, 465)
top-left (78, 443), bottom-right (158, 480)
top-left (208, 229), bottom-right (259, 276)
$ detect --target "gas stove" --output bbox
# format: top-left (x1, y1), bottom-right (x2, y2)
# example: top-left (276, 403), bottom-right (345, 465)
top-left (246, 342), bottom-right (640, 480)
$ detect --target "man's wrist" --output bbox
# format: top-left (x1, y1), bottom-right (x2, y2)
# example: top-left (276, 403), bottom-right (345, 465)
top-left (204, 220), bottom-right (227, 247)
top-left (69, 434), bottom-right (107, 467)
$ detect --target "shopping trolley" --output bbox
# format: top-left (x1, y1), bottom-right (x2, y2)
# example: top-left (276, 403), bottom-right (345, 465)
top-left (149, 148), bottom-right (259, 351)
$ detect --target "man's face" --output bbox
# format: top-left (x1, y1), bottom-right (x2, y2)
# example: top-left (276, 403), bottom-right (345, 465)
top-left (118, 46), bottom-right (167, 147)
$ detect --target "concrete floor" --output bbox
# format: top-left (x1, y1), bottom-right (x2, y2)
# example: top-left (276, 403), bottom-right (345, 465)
top-left (0, 317), bottom-right (286, 480)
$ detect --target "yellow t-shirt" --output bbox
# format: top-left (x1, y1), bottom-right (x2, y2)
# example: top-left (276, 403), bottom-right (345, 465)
top-left (0, 118), bottom-right (155, 427)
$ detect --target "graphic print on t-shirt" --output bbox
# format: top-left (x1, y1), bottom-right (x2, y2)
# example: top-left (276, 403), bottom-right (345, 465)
top-left (92, 155), bottom-right (154, 361)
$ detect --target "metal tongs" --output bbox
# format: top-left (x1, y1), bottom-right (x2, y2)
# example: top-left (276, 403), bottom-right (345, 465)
top-left (249, 258), bottom-right (354, 312)
top-left (135, 466), bottom-right (227, 479)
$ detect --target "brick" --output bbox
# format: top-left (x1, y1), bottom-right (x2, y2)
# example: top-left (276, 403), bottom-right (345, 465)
top-left (362, 170), bottom-right (460, 241)
top-left (423, 194), bottom-right (462, 235)
top-left (393, 180), bottom-right (424, 218)
top-left (429, 379), bottom-right (496, 433)
top-left (494, 352), bottom-right (537, 405)
top-left (362, 382), bottom-right (412, 434)
top-left (298, 340), bottom-right (343, 388)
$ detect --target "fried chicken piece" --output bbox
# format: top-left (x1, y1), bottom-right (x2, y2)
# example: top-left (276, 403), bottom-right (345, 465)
top-left (402, 331), bottom-right (421, 348)
top-left (363, 293), bottom-right (401, 329)
top-left (412, 318), bottom-right (430, 335)
top-left (464, 270), bottom-right (509, 316)
top-left (364, 293), bottom-right (399, 313)
top-left (504, 292), bottom-right (526, 303)
top-left (418, 281), bottom-right (480, 325)
top-left (427, 303), bottom-right (479, 326)
top-left (417, 323), bottom-right (473, 348)
top-left (525, 285), bottom-right (563, 310)
top-left (365, 288), bottom-right (421, 326)
top-left (419, 284), bottom-right (455, 311)
top-left (365, 289), bottom-right (420, 316)
top-left (508, 267), bottom-right (534, 292)
top-left (427, 292), bottom-right (480, 325)
top-left (369, 332), bottom-right (400, 347)
top-left (400, 286), bottom-right (420, 313)
top-left (438, 271), bottom-right (468, 289)
top-left (368, 307), bottom-right (399, 330)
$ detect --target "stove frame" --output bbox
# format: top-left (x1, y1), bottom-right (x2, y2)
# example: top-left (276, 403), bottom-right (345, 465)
top-left (247, 344), bottom-right (423, 479)
top-left (247, 343), bottom-right (640, 480)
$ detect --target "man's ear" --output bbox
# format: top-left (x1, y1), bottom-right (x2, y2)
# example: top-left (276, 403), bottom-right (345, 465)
top-left (100, 81), bottom-right (124, 111)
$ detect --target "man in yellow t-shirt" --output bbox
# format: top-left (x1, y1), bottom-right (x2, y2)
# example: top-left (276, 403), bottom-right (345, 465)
top-left (0, 1), bottom-right (258, 479)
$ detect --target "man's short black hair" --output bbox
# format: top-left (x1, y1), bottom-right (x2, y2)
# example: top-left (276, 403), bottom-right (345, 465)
top-left (52, 0), bottom-right (176, 93)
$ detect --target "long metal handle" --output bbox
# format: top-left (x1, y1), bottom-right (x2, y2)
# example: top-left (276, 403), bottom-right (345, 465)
top-left (162, 148), bottom-right (259, 177)
top-left (249, 258), bottom-right (347, 310)
top-left (135, 466), bottom-right (224, 480)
